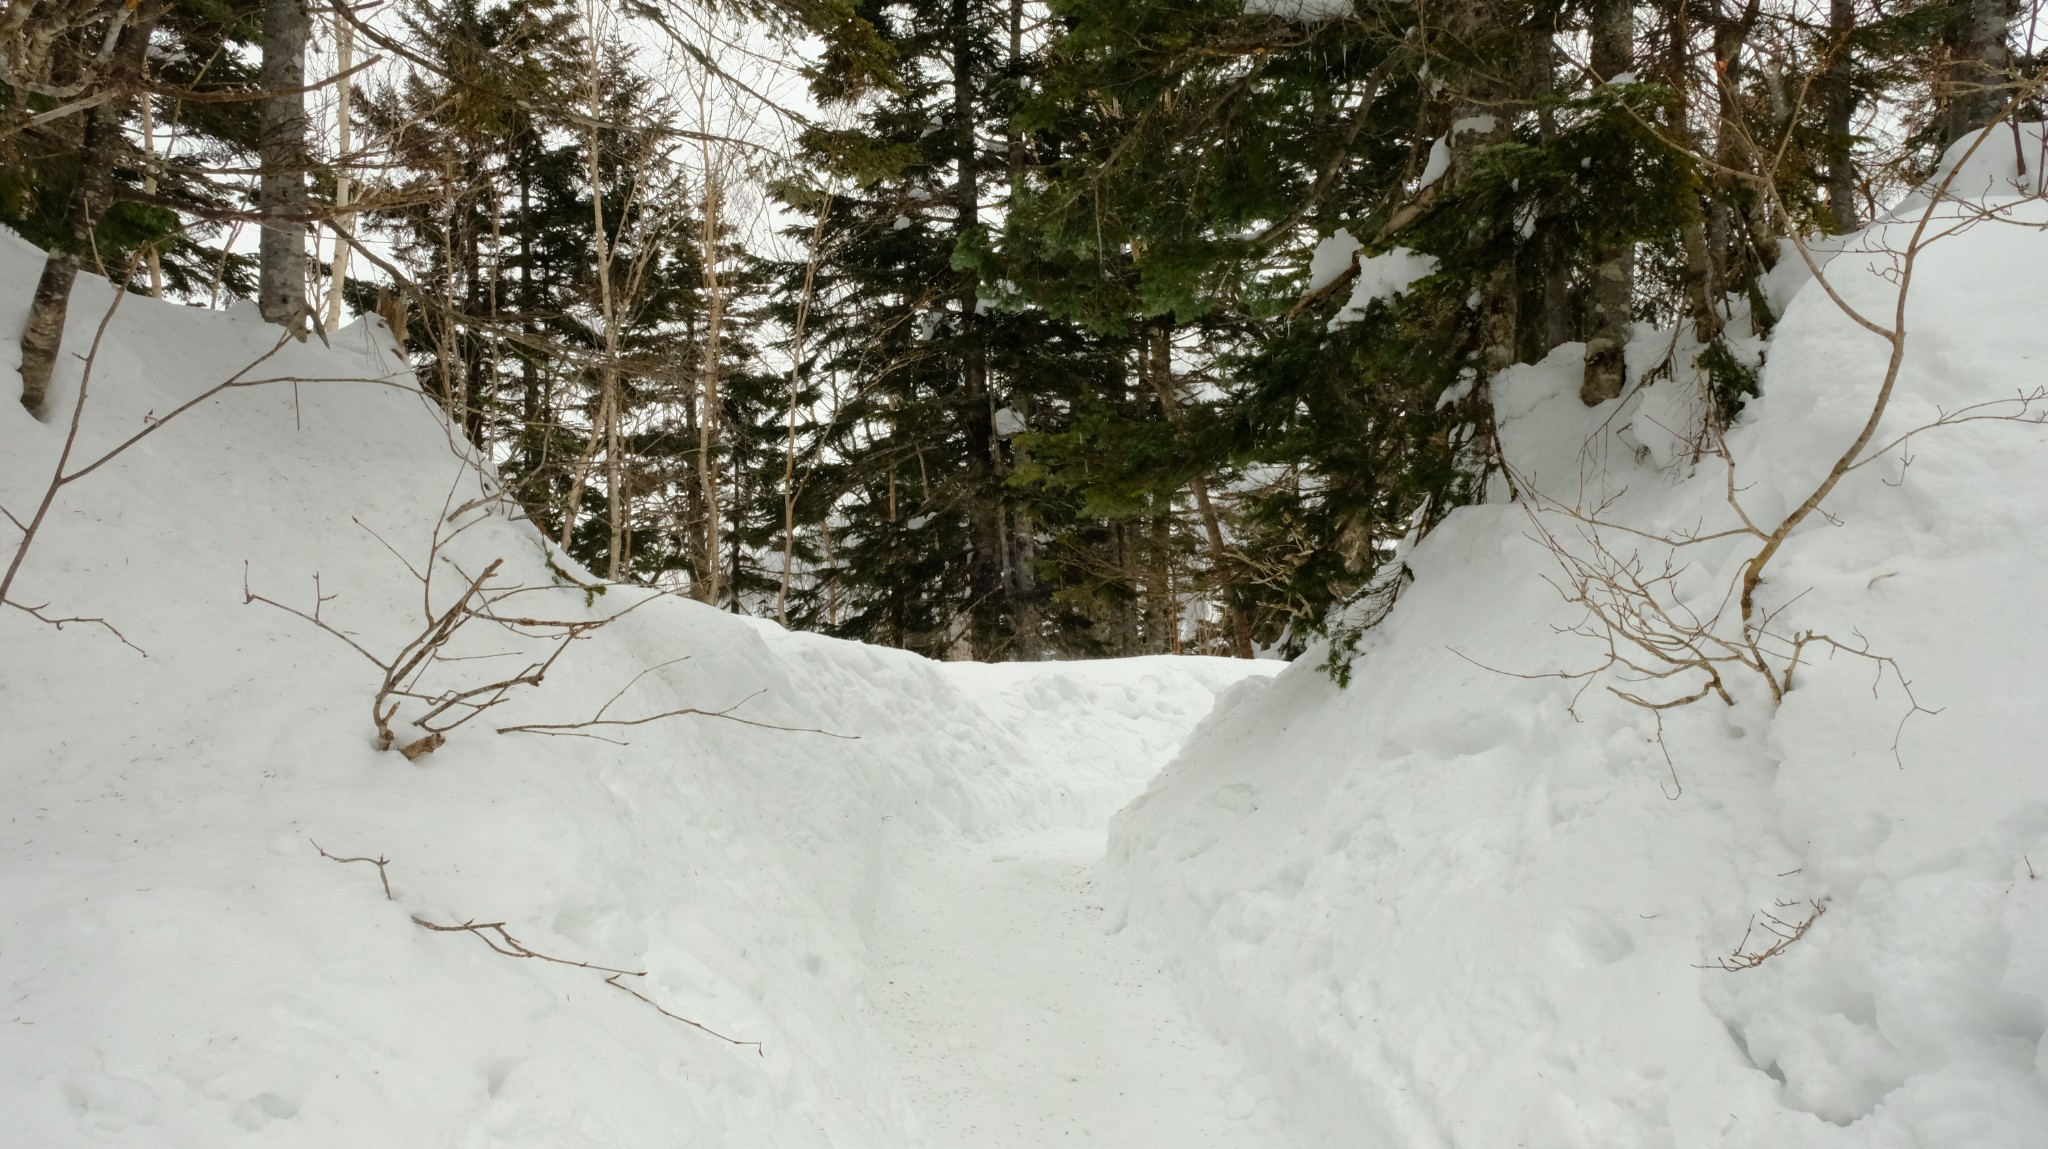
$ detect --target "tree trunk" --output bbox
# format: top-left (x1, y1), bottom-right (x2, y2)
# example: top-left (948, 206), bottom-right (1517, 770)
top-left (1702, 0), bottom-right (1762, 324)
top-left (17, 257), bottom-right (79, 419)
top-left (1658, 3), bottom-right (1720, 344)
top-left (952, 0), bottom-right (1005, 659)
top-left (1142, 324), bottom-right (1253, 658)
top-left (259, 0), bottom-right (310, 335)
top-left (1938, 0), bottom-right (2015, 148)
top-left (1441, 4), bottom-right (1517, 380)
top-left (1534, 35), bottom-right (1574, 357)
top-left (1146, 497), bottom-right (1174, 654)
top-left (1582, 0), bottom-right (1635, 405)
top-left (140, 62), bottom-right (163, 298)
top-left (1817, 0), bottom-right (1861, 233)
top-left (326, 8), bottom-right (355, 329)
top-left (16, 1), bottom-right (161, 418)
top-left (695, 165), bottom-right (726, 602)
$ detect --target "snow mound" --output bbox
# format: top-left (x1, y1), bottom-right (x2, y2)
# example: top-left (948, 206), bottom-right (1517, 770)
top-left (1111, 161), bottom-right (2048, 1144)
top-left (0, 228), bottom-right (1269, 1147)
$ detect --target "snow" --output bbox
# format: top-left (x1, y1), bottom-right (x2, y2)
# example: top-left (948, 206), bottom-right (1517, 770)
top-left (1416, 116), bottom-right (1497, 192)
top-left (0, 227), bottom-right (1277, 1147)
top-left (1243, 0), bottom-right (1351, 20)
top-left (868, 828), bottom-right (1299, 1148)
top-left (1109, 140), bottom-right (2048, 1147)
top-left (1328, 246), bottom-right (1438, 329)
top-left (8, 125), bottom-right (2047, 1149)
top-left (1417, 135), bottom-right (1452, 189)
top-left (1305, 227), bottom-right (1362, 294)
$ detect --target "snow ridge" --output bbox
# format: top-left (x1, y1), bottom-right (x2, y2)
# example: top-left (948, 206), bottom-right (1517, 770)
top-left (1110, 153), bottom-right (2048, 1147)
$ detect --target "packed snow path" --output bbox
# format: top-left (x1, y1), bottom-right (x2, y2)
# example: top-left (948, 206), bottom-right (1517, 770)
top-left (866, 827), bottom-right (1303, 1149)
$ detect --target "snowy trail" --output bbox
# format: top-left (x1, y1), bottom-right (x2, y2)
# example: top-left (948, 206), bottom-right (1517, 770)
top-left (866, 827), bottom-right (1304, 1149)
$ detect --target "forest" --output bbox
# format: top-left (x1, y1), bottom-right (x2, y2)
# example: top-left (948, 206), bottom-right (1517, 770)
top-left (8, 3), bottom-right (2048, 1145)
top-left (5, 0), bottom-right (2042, 665)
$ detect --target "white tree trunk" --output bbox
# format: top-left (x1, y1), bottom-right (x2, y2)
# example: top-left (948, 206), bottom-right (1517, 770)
top-left (326, 10), bottom-right (354, 331)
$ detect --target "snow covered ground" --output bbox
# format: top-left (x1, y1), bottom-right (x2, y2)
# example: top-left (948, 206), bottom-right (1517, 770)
top-left (0, 228), bottom-right (1276, 1146)
top-left (1109, 129), bottom-right (2048, 1147)
top-left (7, 128), bottom-right (2047, 1148)
top-left (867, 826), bottom-right (1299, 1148)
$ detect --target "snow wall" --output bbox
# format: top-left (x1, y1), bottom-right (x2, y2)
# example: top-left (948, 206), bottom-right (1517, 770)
top-left (0, 228), bottom-right (1270, 1147)
top-left (1109, 130), bottom-right (2048, 1146)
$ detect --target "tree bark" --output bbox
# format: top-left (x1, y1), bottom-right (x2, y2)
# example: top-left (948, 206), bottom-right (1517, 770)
top-left (952, 0), bottom-right (1006, 659)
top-left (1582, 0), bottom-right (1635, 404)
top-left (1658, 2), bottom-right (1720, 344)
top-left (259, 0), bottom-right (310, 335)
top-left (17, 1), bottom-right (161, 418)
top-left (1937, 0), bottom-right (2015, 148)
top-left (326, 8), bottom-right (355, 329)
top-left (695, 165), bottom-right (726, 601)
top-left (1696, 0), bottom-right (1762, 342)
top-left (1818, 0), bottom-right (1861, 233)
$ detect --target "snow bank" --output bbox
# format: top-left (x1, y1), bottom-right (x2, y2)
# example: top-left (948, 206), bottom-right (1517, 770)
top-left (0, 229), bottom-right (1267, 1147)
top-left (1111, 165), bottom-right (2048, 1143)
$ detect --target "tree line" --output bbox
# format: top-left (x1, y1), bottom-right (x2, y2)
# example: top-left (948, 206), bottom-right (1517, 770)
top-left (5, 0), bottom-right (2040, 662)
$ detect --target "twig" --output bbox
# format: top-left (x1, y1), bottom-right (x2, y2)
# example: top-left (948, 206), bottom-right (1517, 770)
top-left (1698, 900), bottom-right (1827, 971)
top-left (410, 916), bottom-right (645, 976)
top-left (498, 686), bottom-right (858, 741)
top-left (313, 840), bottom-right (392, 900)
top-left (308, 842), bottom-right (760, 1052)
top-left (605, 973), bottom-right (763, 1056)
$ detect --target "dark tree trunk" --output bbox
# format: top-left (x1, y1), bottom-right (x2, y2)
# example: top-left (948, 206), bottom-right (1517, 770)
top-left (952, 0), bottom-right (1006, 659)
top-left (1937, 0), bottom-right (2016, 148)
top-left (1582, 0), bottom-right (1635, 405)
top-left (1659, 4), bottom-right (1720, 343)
top-left (1822, 0), bottom-right (1861, 233)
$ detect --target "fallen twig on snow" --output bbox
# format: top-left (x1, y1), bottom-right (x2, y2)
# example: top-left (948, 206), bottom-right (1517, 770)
top-left (314, 840), bottom-right (392, 900)
top-left (313, 841), bottom-right (761, 1053)
top-left (1699, 899), bottom-right (1827, 971)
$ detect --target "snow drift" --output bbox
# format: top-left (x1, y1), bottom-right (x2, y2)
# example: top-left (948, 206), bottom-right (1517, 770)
top-left (1110, 130), bottom-right (2048, 1146)
top-left (0, 228), bottom-right (1269, 1147)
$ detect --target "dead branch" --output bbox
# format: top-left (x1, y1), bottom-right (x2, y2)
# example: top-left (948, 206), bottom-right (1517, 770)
top-left (604, 973), bottom-right (763, 1056)
top-left (5, 599), bottom-right (146, 654)
top-left (245, 554), bottom-right (607, 754)
top-left (314, 840), bottom-right (393, 900)
top-left (497, 684), bottom-right (859, 742)
top-left (1699, 900), bottom-right (1827, 971)
top-left (410, 915), bottom-right (646, 976)
top-left (310, 843), bottom-right (760, 1053)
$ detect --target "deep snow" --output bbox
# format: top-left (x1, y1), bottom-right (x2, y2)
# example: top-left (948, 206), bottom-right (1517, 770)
top-left (1109, 127), bottom-right (2048, 1147)
top-left (868, 827), bottom-right (1299, 1148)
top-left (6, 125), bottom-right (2048, 1149)
top-left (0, 227), bottom-right (1277, 1146)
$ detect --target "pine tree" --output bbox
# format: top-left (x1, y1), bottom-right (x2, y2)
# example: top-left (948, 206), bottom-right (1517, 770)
top-left (796, 0), bottom-right (1077, 658)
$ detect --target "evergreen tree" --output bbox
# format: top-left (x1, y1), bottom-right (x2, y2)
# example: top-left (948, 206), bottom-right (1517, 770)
top-left (796, 0), bottom-right (1100, 658)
